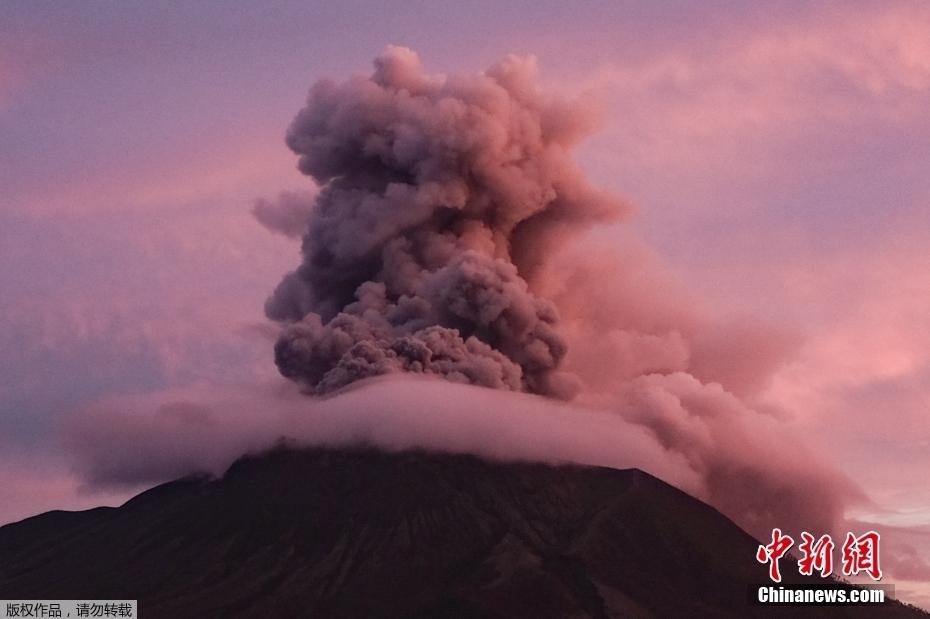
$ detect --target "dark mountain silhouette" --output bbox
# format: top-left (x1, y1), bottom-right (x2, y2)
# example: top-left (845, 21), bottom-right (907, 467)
top-left (0, 446), bottom-right (925, 618)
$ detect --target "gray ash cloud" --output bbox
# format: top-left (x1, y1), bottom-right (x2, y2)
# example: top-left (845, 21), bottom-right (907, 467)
top-left (266, 46), bottom-right (625, 396)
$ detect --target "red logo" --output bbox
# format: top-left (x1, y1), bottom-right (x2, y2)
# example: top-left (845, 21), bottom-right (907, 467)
top-left (841, 531), bottom-right (882, 580)
top-left (757, 528), bottom-right (794, 582)
top-left (758, 529), bottom-right (882, 582)
top-left (798, 532), bottom-right (835, 577)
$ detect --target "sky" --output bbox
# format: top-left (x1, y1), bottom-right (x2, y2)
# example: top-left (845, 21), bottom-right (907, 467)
top-left (1, 0), bottom-right (929, 609)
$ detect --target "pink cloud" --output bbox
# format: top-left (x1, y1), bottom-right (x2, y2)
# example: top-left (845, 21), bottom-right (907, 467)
top-left (62, 376), bottom-right (702, 496)
top-left (554, 3), bottom-right (930, 217)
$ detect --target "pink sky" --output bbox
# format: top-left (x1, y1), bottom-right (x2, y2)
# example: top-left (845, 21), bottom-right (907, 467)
top-left (1, 1), bottom-right (928, 609)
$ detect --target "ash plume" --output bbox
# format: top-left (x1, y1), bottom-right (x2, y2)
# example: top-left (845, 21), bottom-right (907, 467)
top-left (266, 46), bottom-right (626, 396)
top-left (64, 46), bottom-right (869, 560)
top-left (255, 48), bottom-right (861, 539)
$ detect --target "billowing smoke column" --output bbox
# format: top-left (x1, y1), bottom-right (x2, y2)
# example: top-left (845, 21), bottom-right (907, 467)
top-left (267, 46), bottom-right (625, 396)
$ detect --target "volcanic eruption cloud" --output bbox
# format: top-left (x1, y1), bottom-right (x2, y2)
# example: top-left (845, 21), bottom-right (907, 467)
top-left (252, 46), bottom-right (858, 536)
top-left (266, 46), bottom-right (624, 398)
top-left (73, 47), bottom-right (860, 543)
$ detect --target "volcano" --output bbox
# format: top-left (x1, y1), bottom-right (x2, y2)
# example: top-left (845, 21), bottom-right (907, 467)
top-left (0, 447), bottom-right (924, 618)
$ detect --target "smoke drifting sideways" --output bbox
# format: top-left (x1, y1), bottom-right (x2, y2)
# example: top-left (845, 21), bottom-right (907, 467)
top-left (265, 45), bottom-right (626, 398)
top-left (67, 48), bottom-right (864, 547)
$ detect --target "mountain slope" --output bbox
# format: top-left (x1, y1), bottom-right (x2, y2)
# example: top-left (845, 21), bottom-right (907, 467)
top-left (0, 447), bottom-right (924, 617)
